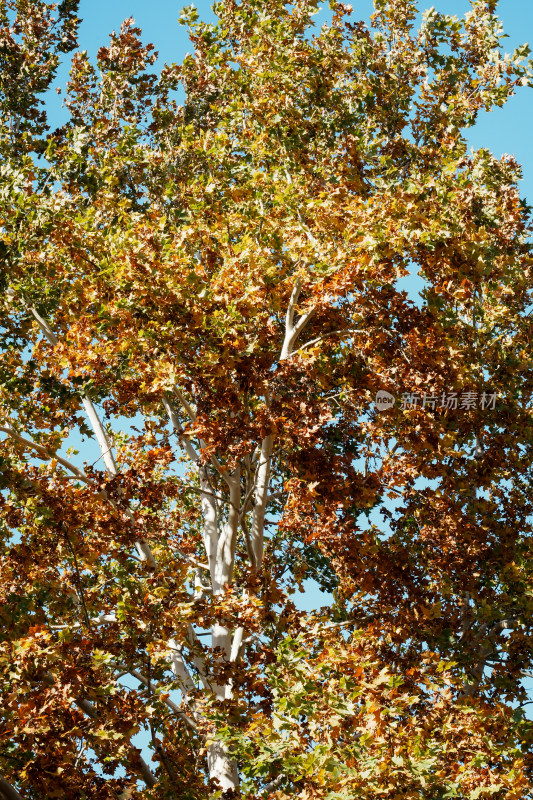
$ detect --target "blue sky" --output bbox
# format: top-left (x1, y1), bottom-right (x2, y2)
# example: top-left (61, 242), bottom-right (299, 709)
top-left (45, 0), bottom-right (533, 611)
top-left (49, 0), bottom-right (533, 208)
top-left (32, 0), bottom-right (533, 765)
top-left (46, 0), bottom-right (533, 283)
top-left (48, 0), bottom-right (533, 389)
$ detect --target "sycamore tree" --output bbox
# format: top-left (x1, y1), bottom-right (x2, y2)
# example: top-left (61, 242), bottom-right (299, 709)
top-left (2, 0), bottom-right (533, 797)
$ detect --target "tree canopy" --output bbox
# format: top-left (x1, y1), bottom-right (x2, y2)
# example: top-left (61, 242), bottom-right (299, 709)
top-left (1, 0), bottom-right (533, 797)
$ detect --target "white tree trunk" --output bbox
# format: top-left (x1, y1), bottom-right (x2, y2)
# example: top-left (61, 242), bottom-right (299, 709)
top-left (207, 468), bottom-right (241, 790)
top-left (203, 281), bottom-right (315, 792)
top-left (207, 739), bottom-right (240, 793)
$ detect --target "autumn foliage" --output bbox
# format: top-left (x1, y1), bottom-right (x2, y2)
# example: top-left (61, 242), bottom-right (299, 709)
top-left (1, 0), bottom-right (533, 797)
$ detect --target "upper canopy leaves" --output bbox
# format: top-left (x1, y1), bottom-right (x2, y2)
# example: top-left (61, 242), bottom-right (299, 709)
top-left (1, 1), bottom-right (533, 798)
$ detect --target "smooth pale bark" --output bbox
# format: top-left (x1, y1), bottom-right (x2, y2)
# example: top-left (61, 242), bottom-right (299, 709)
top-left (207, 740), bottom-right (240, 794)
top-left (0, 419), bottom-right (163, 597)
top-left (2, 282), bottom-right (317, 794)
top-left (122, 668), bottom-right (198, 731)
top-left (4, 303), bottom-right (163, 786)
top-left (211, 468), bottom-right (241, 677)
top-left (163, 394), bottom-right (220, 585)
top-left (80, 396), bottom-right (117, 475)
top-left (200, 464), bottom-right (219, 585)
top-left (7, 292), bottom-right (313, 793)
top-left (79, 394), bottom-right (156, 566)
top-left (213, 468), bottom-right (241, 593)
top-left (168, 638), bottom-right (196, 693)
top-left (208, 470), bottom-right (242, 788)
top-left (280, 277), bottom-right (316, 360)
top-left (251, 434), bottom-right (273, 569)
top-left (186, 625), bottom-right (212, 694)
top-left (26, 302), bottom-right (156, 568)
top-left (0, 424), bottom-right (88, 482)
top-left (204, 282), bottom-right (316, 791)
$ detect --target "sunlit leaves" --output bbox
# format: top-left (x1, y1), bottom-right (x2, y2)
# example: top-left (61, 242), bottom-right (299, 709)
top-left (1, 0), bottom-right (533, 797)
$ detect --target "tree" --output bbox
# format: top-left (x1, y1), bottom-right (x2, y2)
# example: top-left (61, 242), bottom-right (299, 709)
top-left (1, 0), bottom-right (533, 796)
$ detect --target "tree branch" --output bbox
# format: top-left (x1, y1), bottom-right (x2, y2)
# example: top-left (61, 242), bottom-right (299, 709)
top-left (0, 424), bottom-right (88, 482)
top-left (214, 467), bottom-right (241, 592)
top-left (0, 777), bottom-right (24, 800)
top-left (186, 624), bottom-right (213, 694)
top-left (280, 276), bottom-right (316, 360)
top-left (32, 672), bottom-right (157, 788)
top-left (261, 773), bottom-right (285, 794)
top-left (10, 293), bottom-right (156, 567)
top-left (162, 393), bottom-right (200, 464)
top-left (251, 436), bottom-right (273, 571)
top-left (167, 638), bottom-right (197, 697)
top-left (122, 667), bottom-right (198, 732)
